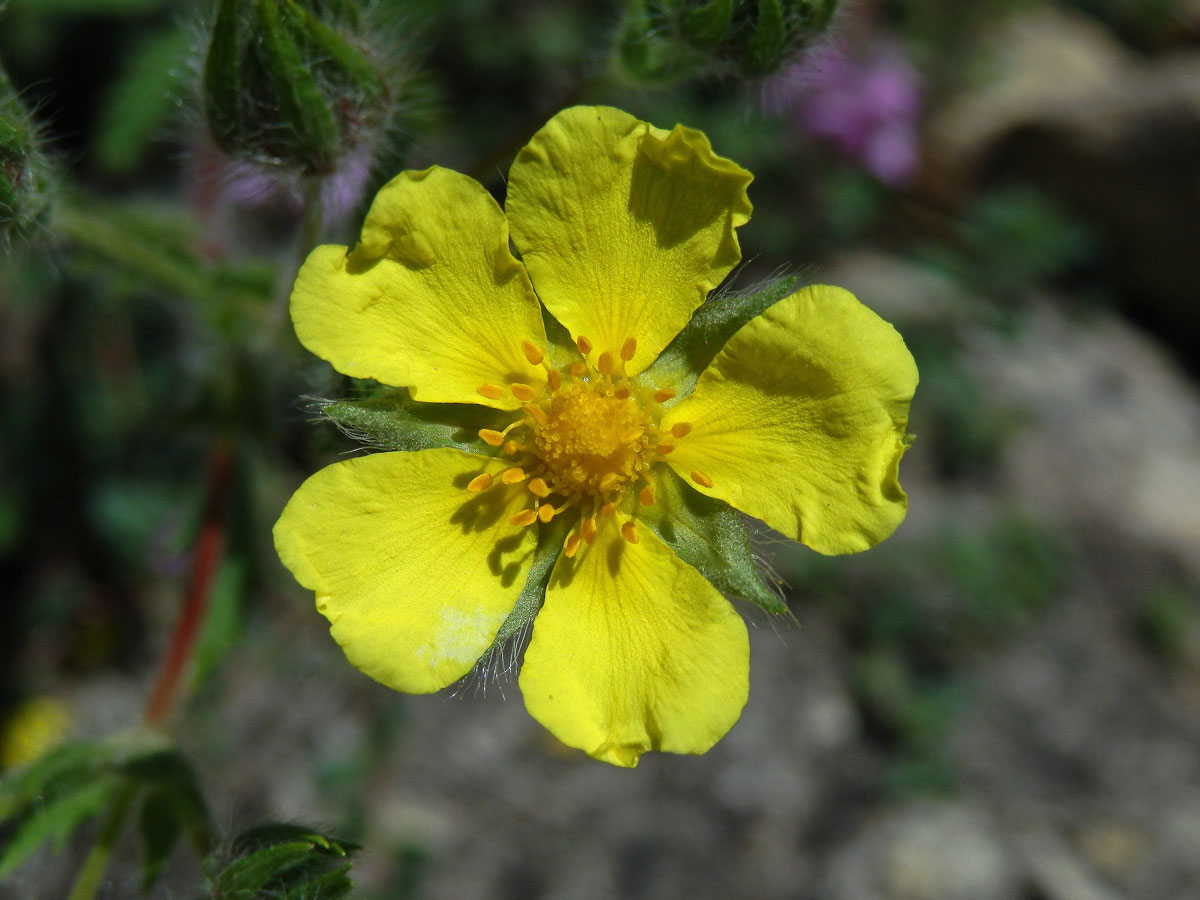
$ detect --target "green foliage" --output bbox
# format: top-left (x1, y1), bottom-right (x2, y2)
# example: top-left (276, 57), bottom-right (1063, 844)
top-left (93, 24), bottom-right (191, 175)
top-left (0, 732), bottom-right (214, 889)
top-left (1135, 584), bottom-right (1200, 668)
top-left (209, 824), bottom-right (359, 900)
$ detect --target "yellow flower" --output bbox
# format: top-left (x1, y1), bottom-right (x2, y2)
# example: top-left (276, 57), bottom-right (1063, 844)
top-left (274, 106), bottom-right (917, 767)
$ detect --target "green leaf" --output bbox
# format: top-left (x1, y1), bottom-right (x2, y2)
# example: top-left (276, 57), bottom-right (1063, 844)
top-left (204, 0), bottom-right (245, 154)
top-left (491, 513), bottom-right (571, 647)
top-left (640, 275), bottom-right (800, 398)
top-left (0, 776), bottom-right (119, 877)
top-left (640, 468), bottom-right (785, 614)
top-left (743, 0), bottom-right (788, 75)
top-left (114, 746), bottom-right (214, 855)
top-left (138, 788), bottom-right (182, 891)
top-left (94, 24), bottom-right (191, 175)
top-left (321, 388), bottom-right (508, 454)
top-left (190, 555), bottom-right (245, 691)
top-left (0, 740), bottom-right (102, 818)
top-left (283, 0), bottom-right (386, 106)
top-left (214, 825), bottom-right (359, 899)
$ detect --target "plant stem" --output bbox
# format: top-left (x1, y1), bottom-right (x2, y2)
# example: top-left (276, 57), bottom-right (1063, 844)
top-left (143, 440), bottom-right (234, 727)
top-left (65, 782), bottom-right (137, 900)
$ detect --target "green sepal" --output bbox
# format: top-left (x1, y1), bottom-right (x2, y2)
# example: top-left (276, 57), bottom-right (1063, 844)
top-left (213, 824), bottom-right (358, 900)
top-left (115, 745), bottom-right (214, 858)
top-left (203, 0), bottom-right (245, 156)
top-left (742, 0), bottom-right (788, 76)
top-left (320, 388), bottom-right (507, 455)
top-left (641, 468), bottom-right (786, 614)
top-left (255, 0), bottom-right (341, 174)
top-left (491, 513), bottom-right (572, 647)
top-left (681, 0), bottom-right (733, 47)
top-left (640, 274), bottom-right (800, 399)
top-left (283, 0), bottom-right (387, 109)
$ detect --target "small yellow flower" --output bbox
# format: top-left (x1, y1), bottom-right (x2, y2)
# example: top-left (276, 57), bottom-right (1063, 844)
top-left (274, 106), bottom-right (917, 767)
top-left (1, 697), bottom-right (70, 770)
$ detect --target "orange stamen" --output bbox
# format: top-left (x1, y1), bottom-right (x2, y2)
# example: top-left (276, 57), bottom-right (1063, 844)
top-left (656, 443), bottom-right (675, 455)
top-left (467, 473), bottom-right (493, 492)
top-left (511, 383), bottom-right (536, 402)
top-left (596, 351), bottom-right (613, 376)
top-left (639, 484), bottom-right (655, 506)
top-left (502, 467), bottom-right (527, 484)
top-left (509, 508), bottom-right (538, 527)
top-left (565, 532), bottom-right (582, 558)
top-left (546, 369), bottom-right (561, 391)
top-left (528, 477), bottom-right (550, 498)
top-left (521, 340), bottom-right (543, 366)
top-left (690, 469), bottom-right (714, 488)
top-left (479, 429), bottom-right (505, 446)
top-left (671, 422), bottom-right (692, 438)
top-left (525, 404), bottom-right (549, 425)
top-left (621, 521), bottom-right (639, 544)
top-left (538, 504), bottom-right (555, 524)
top-left (620, 337), bottom-right (637, 362)
top-left (652, 388), bottom-right (676, 403)
top-left (581, 517), bottom-right (597, 544)
top-left (477, 383), bottom-right (504, 400)
top-left (598, 472), bottom-right (619, 493)
top-left (576, 335), bottom-right (593, 355)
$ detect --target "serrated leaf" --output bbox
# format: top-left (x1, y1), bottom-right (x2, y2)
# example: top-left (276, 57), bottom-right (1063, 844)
top-left (0, 775), bottom-right (119, 877)
top-left (0, 740), bottom-right (102, 818)
top-left (321, 388), bottom-right (508, 454)
top-left (138, 787), bottom-right (182, 891)
top-left (492, 513), bottom-right (571, 646)
top-left (639, 275), bottom-right (800, 399)
top-left (215, 825), bottom-right (359, 899)
top-left (641, 468), bottom-right (785, 614)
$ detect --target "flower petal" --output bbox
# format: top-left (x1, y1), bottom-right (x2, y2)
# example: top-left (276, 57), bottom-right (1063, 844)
top-left (660, 285), bottom-right (917, 556)
top-left (273, 448), bottom-right (539, 693)
top-left (519, 520), bottom-right (749, 767)
top-left (291, 166), bottom-right (547, 408)
top-left (506, 106), bottom-right (752, 375)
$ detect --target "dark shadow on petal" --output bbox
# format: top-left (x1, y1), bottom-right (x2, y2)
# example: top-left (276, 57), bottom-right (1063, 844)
top-left (605, 536), bottom-right (627, 578)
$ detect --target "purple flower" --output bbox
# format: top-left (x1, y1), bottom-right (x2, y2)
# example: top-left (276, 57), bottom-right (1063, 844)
top-left (771, 40), bottom-right (922, 187)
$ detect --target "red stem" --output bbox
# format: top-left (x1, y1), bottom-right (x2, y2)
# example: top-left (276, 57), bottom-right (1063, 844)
top-left (143, 440), bottom-right (234, 727)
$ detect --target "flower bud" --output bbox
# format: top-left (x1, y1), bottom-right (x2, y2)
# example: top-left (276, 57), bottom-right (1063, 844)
top-left (203, 0), bottom-right (391, 177)
top-left (1, 63), bottom-right (55, 251)
top-left (615, 0), bottom-right (840, 83)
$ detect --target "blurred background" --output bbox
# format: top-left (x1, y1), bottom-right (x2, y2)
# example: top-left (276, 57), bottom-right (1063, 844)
top-left (2, 0), bottom-right (1200, 897)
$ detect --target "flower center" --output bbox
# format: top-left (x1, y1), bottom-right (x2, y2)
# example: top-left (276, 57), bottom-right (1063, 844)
top-left (468, 334), bottom-right (710, 557)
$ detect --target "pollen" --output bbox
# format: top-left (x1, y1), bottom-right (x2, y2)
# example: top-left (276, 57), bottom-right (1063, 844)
top-left (466, 335), bottom-right (690, 556)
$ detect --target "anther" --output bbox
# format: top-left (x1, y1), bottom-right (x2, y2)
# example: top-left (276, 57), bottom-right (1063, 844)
top-left (521, 340), bottom-right (543, 366)
top-left (582, 517), bottom-right (597, 544)
top-left (479, 429), bottom-right (505, 446)
top-left (639, 484), bottom-right (655, 506)
top-left (509, 508), bottom-right (538, 527)
top-left (600, 502), bottom-right (616, 517)
top-left (620, 337), bottom-right (637, 362)
top-left (477, 383), bottom-right (504, 400)
top-left (621, 521), bottom-right (639, 545)
top-left (576, 335), bottom-right (593, 355)
top-left (467, 473), bottom-right (493, 492)
top-left (598, 472), bottom-right (620, 493)
top-left (570, 362), bottom-right (587, 377)
top-left (528, 477), bottom-right (550, 498)
top-left (614, 385), bottom-right (631, 400)
top-left (511, 383), bottom-right (536, 402)
top-left (671, 422), bottom-right (693, 438)
top-left (502, 467), bottom-right (527, 484)
top-left (525, 404), bottom-right (549, 425)
top-left (690, 469), bottom-right (714, 488)
top-left (652, 388), bottom-right (676, 403)
top-left (503, 440), bottom-right (522, 456)
top-left (597, 351), bottom-right (614, 376)
top-left (538, 504), bottom-right (555, 524)
top-left (565, 532), bottom-right (582, 558)
top-left (620, 425), bottom-right (643, 443)
top-left (656, 443), bottom-right (675, 455)
top-left (547, 369), bottom-right (562, 391)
